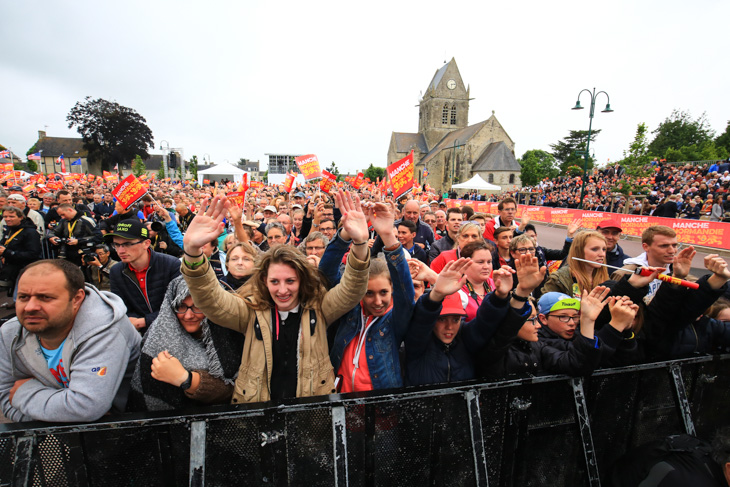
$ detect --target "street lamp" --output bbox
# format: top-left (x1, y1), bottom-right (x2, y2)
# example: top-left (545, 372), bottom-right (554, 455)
top-left (571, 87), bottom-right (613, 209)
top-left (159, 140), bottom-right (170, 178)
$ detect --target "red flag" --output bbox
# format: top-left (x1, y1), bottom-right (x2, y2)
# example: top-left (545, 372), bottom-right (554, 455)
top-left (387, 150), bottom-right (415, 199)
top-left (319, 170), bottom-right (337, 194)
top-left (112, 175), bottom-right (148, 210)
top-left (294, 154), bottom-right (322, 180)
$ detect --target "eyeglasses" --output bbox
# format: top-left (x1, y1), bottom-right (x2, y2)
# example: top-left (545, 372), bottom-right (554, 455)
top-left (111, 241), bottom-right (144, 250)
top-left (320, 227), bottom-right (335, 232)
top-left (306, 246), bottom-right (325, 252)
top-left (549, 314), bottom-right (580, 323)
top-left (514, 247), bottom-right (536, 254)
top-left (526, 317), bottom-right (540, 326)
top-left (175, 303), bottom-right (204, 314)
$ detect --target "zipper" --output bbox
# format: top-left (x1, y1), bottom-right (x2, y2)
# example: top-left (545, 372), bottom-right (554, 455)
top-left (444, 344), bottom-right (452, 383)
top-left (123, 270), bottom-right (152, 312)
top-left (691, 323), bottom-right (699, 353)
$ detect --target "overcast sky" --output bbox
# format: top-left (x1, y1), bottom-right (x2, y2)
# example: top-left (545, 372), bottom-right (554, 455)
top-left (2, 0), bottom-right (728, 174)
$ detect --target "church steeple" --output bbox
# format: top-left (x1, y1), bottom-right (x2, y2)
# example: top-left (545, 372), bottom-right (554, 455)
top-left (418, 58), bottom-right (470, 148)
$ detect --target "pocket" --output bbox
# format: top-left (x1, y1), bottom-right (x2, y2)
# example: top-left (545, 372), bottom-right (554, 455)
top-left (313, 358), bottom-right (335, 396)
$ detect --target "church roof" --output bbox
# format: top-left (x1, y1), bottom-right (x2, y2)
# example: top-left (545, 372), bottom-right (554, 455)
top-left (472, 141), bottom-right (520, 172)
top-left (418, 120), bottom-right (488, 167)
top-left (428, 61), bottom-right (451, 92)
top-left (392, 132), bottom-right (429, 154)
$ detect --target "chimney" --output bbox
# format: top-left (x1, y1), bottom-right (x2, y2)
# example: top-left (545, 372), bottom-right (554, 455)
top-left (38, 130), bottom-right (46, 139)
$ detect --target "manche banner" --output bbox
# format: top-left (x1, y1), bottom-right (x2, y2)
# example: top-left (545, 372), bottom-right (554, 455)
top-left (387, 150), bottom-right (414, 199)
top-left (112, 174), bottom-right (148, 210)
top-left (295, 154), bottom-right (322, 181)
top-left (444, 199), bottom-right (730, 250)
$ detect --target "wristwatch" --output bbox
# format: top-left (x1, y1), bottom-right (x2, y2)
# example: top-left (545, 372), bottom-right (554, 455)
top-left (179, 370), bottom-right (193, 390)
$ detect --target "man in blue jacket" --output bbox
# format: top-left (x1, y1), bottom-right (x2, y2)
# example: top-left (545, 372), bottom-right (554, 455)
top-left (108, 219), bottom-right (181, 333)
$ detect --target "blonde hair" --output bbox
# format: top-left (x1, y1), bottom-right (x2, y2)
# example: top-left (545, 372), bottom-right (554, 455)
top-left (567, 230), bottom-right (609, 295)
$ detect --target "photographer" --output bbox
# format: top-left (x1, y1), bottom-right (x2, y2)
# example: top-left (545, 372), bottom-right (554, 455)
top-left (145, 221), bottom-right (183, 257)
top-left (49, 203), bottom-right (102, 266)
top-left (0, 206), bottom-right (41, 293)
top-left (83, 244), bottom-right (119, 291)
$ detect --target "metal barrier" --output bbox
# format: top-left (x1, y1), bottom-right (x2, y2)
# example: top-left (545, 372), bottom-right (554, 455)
top-left (1, 354), bottom-right (728, 487)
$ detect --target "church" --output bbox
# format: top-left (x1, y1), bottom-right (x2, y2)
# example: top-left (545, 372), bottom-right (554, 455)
top-left (387, 58), bottom-right (522, 194)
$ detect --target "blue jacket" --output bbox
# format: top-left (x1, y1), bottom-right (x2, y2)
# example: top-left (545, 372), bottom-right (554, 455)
top-left (405, 291), bottom-right (530, 386)
top-left (606, 243), bottom-right (629, 268)
top-left (329, 242), bottom-right (415, 390)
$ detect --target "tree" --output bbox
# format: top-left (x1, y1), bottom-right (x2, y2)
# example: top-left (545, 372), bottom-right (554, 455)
top-left (132, 155), bottom-right (146, 177)
top-left (67, 96), bottom-right (154, 174)
top-left (549, 129), bottom-right (601, 174)
top-left (616, 123), bottom-right (652, 176)
top-left (518, 149), bottom-right (558, 186)
top-left (326, 161), bottom-right (344, 181)
top-left (189, 155), bottom-right (199, 181)
top-left (363, 163), bottom-right (386, 182)
top-left (664, 141), bottom-right (728, 163)
top-left (715, 120), bottom-right (730, 154)
top-left (157, 166), bottom-right (165, 180)
top-left (647, 109), bottom-right (715, 157)
top-left (26, 159), bottom-right (38, 172)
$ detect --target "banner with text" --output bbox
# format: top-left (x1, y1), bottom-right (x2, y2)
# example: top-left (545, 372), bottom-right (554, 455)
top-left (444, 199), bottom-right (730, 249)
top-left (112, 175), bottom-right (148, 210)
top-left (319, 170), bottom-right (337, 194)
top-left (226, 191), bottom-right (246, 207)
top-left (387, 150), bottom-right (415, 199)
top-left (295, 154), bottom-right (322, 181)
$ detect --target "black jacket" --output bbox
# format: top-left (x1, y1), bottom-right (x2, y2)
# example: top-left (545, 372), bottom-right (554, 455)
top-left (109, 250), bottom-right (182, 330)
top-left (606, 243), bottom-right (629, 268)
top-left (0, 218), bottom-right (41, 285)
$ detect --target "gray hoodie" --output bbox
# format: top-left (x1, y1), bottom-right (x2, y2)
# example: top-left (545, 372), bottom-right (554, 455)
top-left (0, 285), bottom-right (140, 422)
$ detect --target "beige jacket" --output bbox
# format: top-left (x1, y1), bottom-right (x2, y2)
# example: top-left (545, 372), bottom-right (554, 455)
top-left (181, 250), bottom-right (370, 404)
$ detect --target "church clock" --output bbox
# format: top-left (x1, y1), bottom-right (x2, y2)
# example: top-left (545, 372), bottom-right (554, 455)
top-left (447, 79), bottom-right (456, 90)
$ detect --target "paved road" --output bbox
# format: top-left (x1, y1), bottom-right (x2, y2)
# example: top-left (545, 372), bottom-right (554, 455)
top-left (531, 221), bottom-right (721, 278)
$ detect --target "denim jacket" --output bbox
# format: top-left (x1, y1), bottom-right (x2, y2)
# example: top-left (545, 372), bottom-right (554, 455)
top-left (328, 240), bottom-right (415, 390)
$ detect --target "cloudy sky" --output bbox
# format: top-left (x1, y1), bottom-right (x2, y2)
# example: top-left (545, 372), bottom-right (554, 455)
top-left (2, 0), bottom-right (728, 174)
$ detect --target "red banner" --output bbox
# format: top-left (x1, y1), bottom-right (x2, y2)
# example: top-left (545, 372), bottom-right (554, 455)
top-left (250, 181), bottom-right (264, 189)
top-left (239, 173), bottom-right (249, 193)
top-left (0, 163), bottom-right (13, 172)
top-left (226, 191), bottom-right (246, 206)
top-left (352, 172), bottom-right (364, 190)
top-left (112, 174), bottom-right (148, 210)
top-left (444, 199), bottom-right (730, 250)
top-left (294, 154), bottom-right (322, 181)
top-left (387, 150), bottom-right (415, 199)
top-left (283, 171), bottom-right (296, 192)
top-left (319, 170), bottom-right (337, 194)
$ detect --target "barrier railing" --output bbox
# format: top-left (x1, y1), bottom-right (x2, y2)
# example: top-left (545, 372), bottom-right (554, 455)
top-left (1, 354), bottom-right (728, 487)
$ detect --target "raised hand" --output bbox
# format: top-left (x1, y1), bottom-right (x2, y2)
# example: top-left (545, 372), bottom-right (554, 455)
top-left (364, 201), bottom-right (397, 247)
top-left (409, 259), bottom-right (438, 284)
top-left (607, 296), bottom-right (638, 332)
top-left (567, 218), bottom-right (583, 238)
top-left (672, 246), bottom-right (696, 279)
top-left (493, 265), bottom-right (516, 299)
top-left (227, 201), bottom-right (243, 223)
top-left (628, 267), bottom-right (663, 288)
top-left (335, 190), bottom-right (368, 244)
top-left (154, 201), bottom-right (173, 223)
top-left (580, 285), bottom-right (611, 323)
top-left (514, 253), bottom-right (546, 295)
top-left (705, 254), bottom-right (730, 279)
top-left (430, 258), bottom-right (472, 301)
top-left (183, 196), bottom-right (230, 254)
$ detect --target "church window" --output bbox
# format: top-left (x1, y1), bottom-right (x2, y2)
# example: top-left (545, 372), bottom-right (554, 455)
top-left (442, 104), bottom-right (449, 124)
top-left (488, 174), bottom-right (494, 184)
top-left (509, 174), bottom-right (515, 184)
top-left (450, 104), bottom-right (457, 125)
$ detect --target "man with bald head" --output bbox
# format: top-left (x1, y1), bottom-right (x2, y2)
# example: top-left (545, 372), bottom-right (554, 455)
top-left (370, 198), bottom-right (434, 257)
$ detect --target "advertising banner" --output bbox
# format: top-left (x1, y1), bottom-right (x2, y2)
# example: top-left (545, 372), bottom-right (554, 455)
top-left (283, 171), bottom-right (296, 192)
top-left (387, 151), bottom-right (414, 199)
top-left (112, 174), bottom-right (148, 210)
top-left (294, 154), bottom-right (322, 181)
top-left (444, 199), bottom-right (730, 249)
top-left (319, 170), bottom-right (337, 194)
top-left (226, 191), bottom-right (246, 207)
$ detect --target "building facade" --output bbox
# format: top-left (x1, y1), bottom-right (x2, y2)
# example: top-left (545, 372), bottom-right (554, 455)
top-left (387, 58), bottom-right (522, 194)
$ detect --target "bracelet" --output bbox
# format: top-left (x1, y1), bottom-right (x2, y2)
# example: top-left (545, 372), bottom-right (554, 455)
top-left (183, 257), bottom-right (206, 270)
top-left (352, 241), bottom-right (368, 246)
top-left (510, 291), bottom-right (529, 302)
top-left (184, 250), bottom-right (203, 259)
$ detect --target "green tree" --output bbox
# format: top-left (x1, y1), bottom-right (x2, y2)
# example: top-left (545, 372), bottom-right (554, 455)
top-left (132, 154), bottom-right (146, 177)
top-left (549, 129), bottom-right (601, 174)
top-left (664, 141), bottom-right (728, 163)
top-left (715, 120), bottom-right (730, 154)
top-left (647, 109), bottom-right (715, 157)
top-left (518, 149), bottom-right (558, 186)
top-left (363, 163), bottom-right (386, 182)
top-left (189, 155), bottom-right (199, 181)
top-left (67, 96), bottom-right (154, 173)
top-left (26, 159), bottom-right (38, 172)
top-left (157, 166), bottom-right (165, 180)
top-left (616, 123), bottom-right (652, 176)
top-left (326, 161), bottom-right (344, 181)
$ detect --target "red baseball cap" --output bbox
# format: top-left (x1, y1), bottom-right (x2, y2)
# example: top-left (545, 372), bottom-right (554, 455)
top-left (440, 293), bottom-right (466, 317)
top-left (596, 219), bottom-right (622, 232)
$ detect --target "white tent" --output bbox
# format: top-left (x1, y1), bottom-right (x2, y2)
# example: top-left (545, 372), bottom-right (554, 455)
top-left (197, 162), bottom-right (246, 185)
top-left (451, 174), bottom-right (501, 191)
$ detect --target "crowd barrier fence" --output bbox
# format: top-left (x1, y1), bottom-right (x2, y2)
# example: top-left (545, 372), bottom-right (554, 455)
top-left (1, 354), bottom-right (728, 486)
top-left (443, 199), bottom-right (730, 249)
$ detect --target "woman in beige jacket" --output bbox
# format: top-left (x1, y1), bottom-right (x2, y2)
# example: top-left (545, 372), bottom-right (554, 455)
top-left (180, 191), bottom-right (371, 404)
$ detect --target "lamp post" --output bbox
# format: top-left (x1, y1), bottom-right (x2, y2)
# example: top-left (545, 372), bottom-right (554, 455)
top-left (159, 140), bottom-right (170, 179)
top-left (571, 87), bottom-right (613, 209)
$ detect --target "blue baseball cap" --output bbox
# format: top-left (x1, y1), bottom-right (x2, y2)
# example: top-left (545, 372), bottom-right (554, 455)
top-left (538, 292), bottom-right (581, 315)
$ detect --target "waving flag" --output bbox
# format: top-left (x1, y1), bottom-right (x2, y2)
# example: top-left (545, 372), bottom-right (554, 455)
top-left (0, 150), bottom-right (9, 158)
top-left (71, 158), bottom-right (82, 166)
top-left (28, 152), bottom-right (41, 161)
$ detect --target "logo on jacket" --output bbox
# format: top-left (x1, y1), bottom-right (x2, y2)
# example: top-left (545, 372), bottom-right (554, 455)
top-left (92, 366), bottom-right (107, 376)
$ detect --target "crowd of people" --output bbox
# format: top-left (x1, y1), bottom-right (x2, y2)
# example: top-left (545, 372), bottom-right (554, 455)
top-left (0, 177), bottom-right (726, 432)
top-left (458, 159), bottom-right (730, 221)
